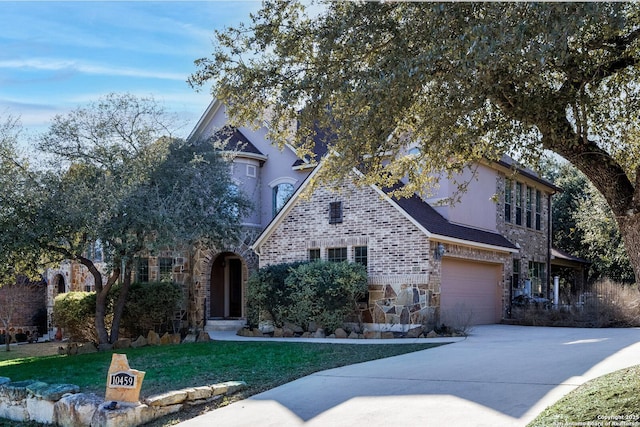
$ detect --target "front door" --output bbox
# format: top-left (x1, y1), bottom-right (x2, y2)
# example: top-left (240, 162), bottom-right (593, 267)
top-left (210, 253), bottom-right (243, 319)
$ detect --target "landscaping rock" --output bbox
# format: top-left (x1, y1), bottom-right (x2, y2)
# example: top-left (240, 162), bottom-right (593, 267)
top-left (426, 330), bottom-right (439, 338)
top-left (147, 331), bottom-right (161, 346)
top-left (283, 322), bottom-right (304, 334)
top-left (1, 380), bottom-right (37, 400)
top-left (66, 343), bottom-right (78, 356)
top-left (273, 327), bottom-right (283, 337)
top-left (381, 331), bottom-right (395, 339)
top-left (196, 331), bottom-right (211, 342)
top-left (27, 382), bottom-right (78, 401)
top-left (54, 392), bottom-right (102, 427)
top-left (258, 320), bottom-right (275, 334)
top-left (131, 335), bottom-right (147, 348)
top-left (282, 327), bottom-right (294, 337)
top-left (348, 331), bottom-right (360, 339)
top-left (314, 329), bottom-right (326, 338)
top-left (301, 332), bottom-right (312, 338)
top-left (334, 328), bottom-right (347, 338)
top-left (186, 386), bottom-right (212, 401)
top-left (26, 395), bottom-right (55, 424)
top-left (252, 329), bottom-right (265, 337)
top-left (113, 338), bottom-right (131, 349)
top-left (363, 330), bottom-right (381, 339)
top-left (77, 343), bottom-right (98, 354)
top-left (182, 334), bottom-right (197, 344)
top-left (146, 390), bottom-right (188, 407)
top-left (236, 328), bottom-right (252, 337)
top-left (405, 326), bottom-right (424, 338)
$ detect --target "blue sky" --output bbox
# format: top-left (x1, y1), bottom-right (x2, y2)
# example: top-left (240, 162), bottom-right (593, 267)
top-left (0, 1), bottom-right (262, 140)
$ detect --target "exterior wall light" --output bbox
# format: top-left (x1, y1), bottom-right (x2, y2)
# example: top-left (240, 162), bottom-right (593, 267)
top-left (435, 243), bottom-right (446, 260)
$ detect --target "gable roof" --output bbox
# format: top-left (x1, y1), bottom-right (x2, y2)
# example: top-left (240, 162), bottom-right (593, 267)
top-left (390, 191), bottom-right (518, 250)
top-left (252, 161), bottom-right (519, 254)
top-left (208, 126), bottom-right (266, 159)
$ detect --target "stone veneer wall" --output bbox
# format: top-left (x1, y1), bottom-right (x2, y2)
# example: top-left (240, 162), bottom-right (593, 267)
top-left (495, 173), bottom-right (552, 295)
top-left (258, 178), bottom-right (438, 327)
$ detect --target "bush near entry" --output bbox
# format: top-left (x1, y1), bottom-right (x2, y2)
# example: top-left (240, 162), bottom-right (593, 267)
top-left (246, 261), bottom-right (368, 332)
top-left (53, 282), bottom-right (182, 342)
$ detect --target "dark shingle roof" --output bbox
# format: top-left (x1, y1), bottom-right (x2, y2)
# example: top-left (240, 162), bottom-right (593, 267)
top-left (209, 126), bottom-right (264, 157)
top-left (390, 190), bottom-right (518, 250)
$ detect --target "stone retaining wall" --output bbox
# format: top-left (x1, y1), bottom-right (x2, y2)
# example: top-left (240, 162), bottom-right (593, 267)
top-left (0, 376), bottom-right (246, 426)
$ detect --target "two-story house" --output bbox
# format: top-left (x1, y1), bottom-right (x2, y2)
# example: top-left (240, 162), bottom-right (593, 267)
top-left (46, 99), bottom-right (560, 334)
top-left (252, 149), bottom-right (560, 328)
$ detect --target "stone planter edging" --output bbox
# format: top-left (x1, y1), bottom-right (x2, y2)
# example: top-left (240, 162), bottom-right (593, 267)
top-left (0, 376), bottom-right (246, 426)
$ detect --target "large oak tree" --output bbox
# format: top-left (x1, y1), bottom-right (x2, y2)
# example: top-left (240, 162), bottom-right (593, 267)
top-left (191, 1), bottom-right (640, 281)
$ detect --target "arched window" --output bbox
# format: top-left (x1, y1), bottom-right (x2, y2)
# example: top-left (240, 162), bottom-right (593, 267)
top-left (272, 183), bottom-right (295, 216)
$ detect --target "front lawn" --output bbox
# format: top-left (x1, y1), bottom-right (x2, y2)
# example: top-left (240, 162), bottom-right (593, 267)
top-left (529, 365), bottom-right (640, 426)
top-left (1, 340), bottom-right (445, 425)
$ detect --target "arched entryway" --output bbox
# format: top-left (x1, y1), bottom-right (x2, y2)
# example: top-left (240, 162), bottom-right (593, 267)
top-left (53, 274), bottom-right (66, 294)
top-left (210, 252), bottom-right (245, 319)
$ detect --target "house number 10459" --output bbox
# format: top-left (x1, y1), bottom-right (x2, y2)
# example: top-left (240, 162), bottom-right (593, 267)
top-left (108, 372), bottom-right (136, 389)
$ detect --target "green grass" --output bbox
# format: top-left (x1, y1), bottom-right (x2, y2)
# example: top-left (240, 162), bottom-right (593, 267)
top-left (529, 365), bottom-right (640, 426)
top-left (0, 341), bottom-right (445, 399)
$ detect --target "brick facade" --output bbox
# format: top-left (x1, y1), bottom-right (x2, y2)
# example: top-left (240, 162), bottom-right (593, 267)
top-left (0, 281), bottom-right (47, 335)
top-left (257, 177), bottom-right (519, 327)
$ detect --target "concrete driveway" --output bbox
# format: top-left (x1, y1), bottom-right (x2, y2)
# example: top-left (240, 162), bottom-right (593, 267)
top-left (178, 325), bottom-right (640, 427)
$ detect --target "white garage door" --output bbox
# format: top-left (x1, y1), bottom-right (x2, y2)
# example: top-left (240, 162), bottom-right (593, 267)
top-left (440, 259), bottom-right (502, 326)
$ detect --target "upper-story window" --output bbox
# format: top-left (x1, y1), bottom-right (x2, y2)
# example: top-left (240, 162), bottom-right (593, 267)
top-left (526, 186), bottom-right (533, 228)
top-left (270, 177), bottom-right (296, 217)
top-left (515, 183), bottom-right (523, 226)
top-left (329, 201), bottom-right (343, 224)
top-left (535, 190), bottom-right (542, 230)
top-left (504, 179), bottom-right (512, 223)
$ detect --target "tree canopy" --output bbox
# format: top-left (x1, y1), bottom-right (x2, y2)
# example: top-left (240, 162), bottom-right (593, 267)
top-left (2, 93), bottom-right (249, 344)
top-left (191, 1), bottom-right (640, 280)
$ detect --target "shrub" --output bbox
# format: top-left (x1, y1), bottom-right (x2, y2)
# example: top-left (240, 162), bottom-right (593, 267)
top-left (245, 261), bottom-right (306, 328)
top-left (282, 261), bottom-right (368, 332)
top-left (509, 279), bottom-right (640, 327)
top-left (53, 292), bottom-right (98, 342)
top-left (119, 282), bottom-right (183, 337)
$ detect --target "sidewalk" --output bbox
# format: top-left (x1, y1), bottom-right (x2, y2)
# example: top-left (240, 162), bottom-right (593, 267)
top-left (177, 325), bottom-right (640, 427)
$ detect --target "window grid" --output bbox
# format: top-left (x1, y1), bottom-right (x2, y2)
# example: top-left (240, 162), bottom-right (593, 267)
top-left (504, 179), bottom-right (512, 223)
top-left (515, 183), bottom-right (523, 225)
top-left (354, 246), bottom-right (368, 266)
top-left (329, 201), bottom-right (343, 224)
top-left (535, 190), bottom-right (542, 230)
top-left (159, 257), bottom-right (173, 282)
top-left (137, 258), bottom-right (149, 283)
top-left (526, 186), bottom-right (533, 228)
top-left (327, 247), bottom-right (347, 262)
top-left (309, 248), bottom-right (321, 262)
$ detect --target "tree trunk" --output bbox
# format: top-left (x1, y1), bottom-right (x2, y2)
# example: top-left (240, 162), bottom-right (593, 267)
top-left (77, 256), bottom-right (116, 345)
top-left (617, 213), bottom-right (640, 283)
top-left (109, 260), bottom-right (133, 343)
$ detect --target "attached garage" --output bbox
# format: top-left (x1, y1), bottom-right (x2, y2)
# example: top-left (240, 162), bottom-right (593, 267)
top-left (440, 258), bottom-right (503, 325)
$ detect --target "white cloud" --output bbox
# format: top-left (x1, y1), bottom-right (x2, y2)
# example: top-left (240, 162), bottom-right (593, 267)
top-left (0, 58), bottom-right (186, 81)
